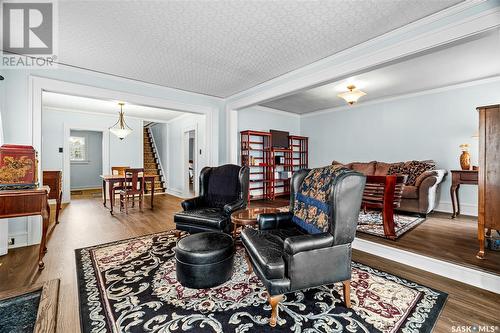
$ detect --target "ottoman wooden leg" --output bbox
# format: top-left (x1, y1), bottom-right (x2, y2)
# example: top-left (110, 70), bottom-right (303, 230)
top-left (268, 294), bottom-right (283, 327)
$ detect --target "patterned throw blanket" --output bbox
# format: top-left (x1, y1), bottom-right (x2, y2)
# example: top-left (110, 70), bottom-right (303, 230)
top-left (292, 165), bottom-right (351, 234)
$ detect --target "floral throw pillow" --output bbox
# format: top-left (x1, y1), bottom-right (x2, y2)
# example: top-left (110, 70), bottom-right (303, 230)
top-left (388, 160), bottom-right (435, 186)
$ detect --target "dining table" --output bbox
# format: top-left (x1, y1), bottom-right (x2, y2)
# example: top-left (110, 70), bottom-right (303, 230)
top-left (100, 174), bottom-right (157, 214)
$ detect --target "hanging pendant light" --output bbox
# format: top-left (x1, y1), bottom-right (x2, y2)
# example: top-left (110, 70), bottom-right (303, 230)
top-left (338, 85), bottom-right (367, 105)
top-left (109, 102), bottom-right (133, 140)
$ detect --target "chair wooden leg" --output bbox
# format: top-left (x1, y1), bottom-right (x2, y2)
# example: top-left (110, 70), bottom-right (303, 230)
top-left (268, 294), bottom-right (283, 327)
top-left (342, 280), bottom-right (351, 308)
top-left (140, 194), bottom-right (143, 212)
top-left (125, 195), bottom-right (129, 214)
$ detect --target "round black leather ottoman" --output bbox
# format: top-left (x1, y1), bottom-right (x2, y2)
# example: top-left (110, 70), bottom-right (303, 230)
top-left (175, 232), bottom-right (235, 289)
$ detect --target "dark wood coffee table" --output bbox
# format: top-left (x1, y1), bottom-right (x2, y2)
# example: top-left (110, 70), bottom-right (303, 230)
top-left (362, 175), bottom-right (406, 240)
top-left (231, 207), bottom-right (281, 239)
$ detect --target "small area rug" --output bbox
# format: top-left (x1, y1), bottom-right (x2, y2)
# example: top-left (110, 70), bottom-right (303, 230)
top-left (0, 290), bottom-right (41, 333)
top-left (357, 210), bottom-right (425, 239)
top-left (75, 231), bottom-right (446, 333)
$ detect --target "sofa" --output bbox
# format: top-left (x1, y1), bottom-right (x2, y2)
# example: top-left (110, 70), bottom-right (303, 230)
top-left (332, 160), bottom-right (447, 215)
top-left (174, 164), bottom-right (250, 234)
top-left (242, 165), bottom-right (366, 326)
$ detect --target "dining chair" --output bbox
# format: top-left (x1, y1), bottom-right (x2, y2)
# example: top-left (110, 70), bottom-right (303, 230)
top-left (120, 168), bottom-right (145, 213)
top-left (111, 166), bottom-right (130, 204)
top-left (111, 166), bottom-right (129, 176)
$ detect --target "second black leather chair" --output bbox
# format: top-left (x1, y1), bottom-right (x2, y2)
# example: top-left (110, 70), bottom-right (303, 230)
top-left (242, 166), bottom-right (366, 327)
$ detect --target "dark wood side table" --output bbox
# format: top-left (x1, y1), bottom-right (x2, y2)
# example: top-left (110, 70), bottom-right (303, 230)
top-left (450, 170), bottom-right (478, 218)
top-left (0, 186), bottom-right (50, 269)
top-left (230, 207), bottom-right (280, 239)
top-left (231, 207), bottom-right (282, 275)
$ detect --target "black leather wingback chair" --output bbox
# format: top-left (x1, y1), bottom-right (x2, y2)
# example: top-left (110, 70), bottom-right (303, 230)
top-left (241, 167), bottom-right (365, 327)
top-left (174, 164), bottom-right (250, 234)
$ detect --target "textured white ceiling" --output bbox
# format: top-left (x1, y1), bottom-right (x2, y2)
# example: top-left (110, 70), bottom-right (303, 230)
top-left (261, 30), bottom-right (500, 114)
top-left (58, 0), bottom-right (461, 98)
top-left (42, 92), bottom-right (185, 122)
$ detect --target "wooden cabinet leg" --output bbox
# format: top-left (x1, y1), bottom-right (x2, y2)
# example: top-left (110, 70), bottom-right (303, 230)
top-left (450, 185), bottom-right (457, 218)
top-left (268, 294), bottom-right (283, 327)
top-left (342, 280), bottom-right (351, 308)
top-left (39, 198), bottom-right (49, 270)
top-left (477, 226), bottom-right (485, 259)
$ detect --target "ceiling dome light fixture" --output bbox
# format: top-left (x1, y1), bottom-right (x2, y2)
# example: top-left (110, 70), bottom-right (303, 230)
top-left (109, 102), bottom-right (133, 140)
top-left (337, 85), bottom-right (367, 105)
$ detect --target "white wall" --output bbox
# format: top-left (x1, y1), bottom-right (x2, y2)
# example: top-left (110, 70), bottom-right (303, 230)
top-left (238, 106), bottom-right (300, 134)
top-left (301, 80), bottom-right (500, 216)
top-left (42, 108), bottom-right (143, 172)
top-left (0, 67), bottom-right (223, 252)
top-left (166, 114), bottom-right (207, 197)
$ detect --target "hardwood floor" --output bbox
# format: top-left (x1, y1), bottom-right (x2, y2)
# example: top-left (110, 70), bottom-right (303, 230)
top-left (357, 212), bottom-right (500, 275)
top-left (0, 195), bottom-right (498, 332)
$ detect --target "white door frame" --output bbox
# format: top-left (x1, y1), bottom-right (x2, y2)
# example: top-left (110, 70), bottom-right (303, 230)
top-left (64, 125), bottom-right (109, 203)
top-left (183, 125), bottom-right (198, 196)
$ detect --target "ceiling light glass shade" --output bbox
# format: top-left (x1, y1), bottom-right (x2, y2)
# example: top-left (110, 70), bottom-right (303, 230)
top-left (109, 103), bottom-right (133, 140)
top-left (338, 85), bottom-right (367, 105)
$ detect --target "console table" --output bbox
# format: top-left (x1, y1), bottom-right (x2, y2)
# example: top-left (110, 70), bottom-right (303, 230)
top-left (450, 170), bottom-right (478, 218)
top-left (0, 187), bottom-right (50, 269)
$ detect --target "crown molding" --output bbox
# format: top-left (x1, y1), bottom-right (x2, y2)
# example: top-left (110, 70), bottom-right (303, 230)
top-left (300, 75), bottom-right (500, 118)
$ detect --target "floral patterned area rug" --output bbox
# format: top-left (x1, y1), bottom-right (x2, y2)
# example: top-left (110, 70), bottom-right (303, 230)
top-left (75, 231), bottom-right (446, 333)
top-left (357, 210), bottom-right (426, 239)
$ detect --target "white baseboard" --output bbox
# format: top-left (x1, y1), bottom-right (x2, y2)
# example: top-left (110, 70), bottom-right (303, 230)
top-left (165, 188), bottom-right (192, 199)
top-left (434, 201), bottom-right (478, 216)
top-left (0, 220), bottom-right (8, 256)
top-left (70, 186), bottom-right (102, 191)
top-left (7, 231), bottom-right (29, 249)
top-left (353, 238), bottom-right (499, 294)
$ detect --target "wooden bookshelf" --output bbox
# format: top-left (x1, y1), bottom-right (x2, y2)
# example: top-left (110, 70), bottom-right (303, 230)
top-left (241, 131), bottom-right (308, 201)
top-left (240, 130), bottom-right (272, 201)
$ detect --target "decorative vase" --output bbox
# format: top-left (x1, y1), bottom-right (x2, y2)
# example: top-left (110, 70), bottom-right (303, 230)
top-left (459, 144), bottom-right (471, 170)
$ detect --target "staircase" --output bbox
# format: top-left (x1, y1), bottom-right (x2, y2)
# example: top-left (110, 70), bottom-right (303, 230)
top-left (143, 127), bottom-right (166, 193)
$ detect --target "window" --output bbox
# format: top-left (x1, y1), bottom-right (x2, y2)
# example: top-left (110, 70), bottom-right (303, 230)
top-left (69, 136), bottom-right (87, 162)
